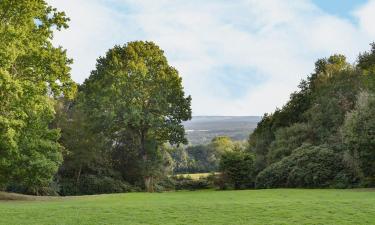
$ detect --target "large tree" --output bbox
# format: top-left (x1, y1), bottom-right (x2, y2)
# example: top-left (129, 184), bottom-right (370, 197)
top-left (80, 41), bottom-right (192, 192)
top-left (0, 0), bottom-right (76, 194)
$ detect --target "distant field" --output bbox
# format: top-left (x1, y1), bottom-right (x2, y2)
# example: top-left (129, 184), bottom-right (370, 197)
top-left (174, 172), bottom-right (218, 180)
top-left (1, 189), bottom-right (374, 225)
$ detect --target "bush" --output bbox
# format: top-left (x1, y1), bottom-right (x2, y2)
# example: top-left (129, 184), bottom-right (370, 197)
top-left (154, 176), bottom-right (176, 192)
top-left (59, 175), bottom-right (136, 196)
top-left (173, 175), bottom-right (213, 191)
top-left (6, 181), bottom-right (60, 196)
top-left (218, 151), bottom-right (255, 189)
top-left (255, 144), bottom-right (359, 188)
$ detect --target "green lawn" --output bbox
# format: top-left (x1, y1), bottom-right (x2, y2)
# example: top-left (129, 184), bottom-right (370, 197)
top-left (0, 189), bottom-right (374, 225)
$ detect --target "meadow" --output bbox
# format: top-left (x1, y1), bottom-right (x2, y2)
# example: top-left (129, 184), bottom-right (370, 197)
top-left (0, 189), bottom-right (374, 225)
top-left (174, 172), bottom-right (218, 180)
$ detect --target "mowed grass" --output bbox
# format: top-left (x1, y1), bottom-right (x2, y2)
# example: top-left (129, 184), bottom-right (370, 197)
top-left (0, 189), bottom-right (374, 225)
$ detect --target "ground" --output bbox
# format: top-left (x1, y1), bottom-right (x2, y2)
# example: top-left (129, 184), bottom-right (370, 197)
top-left (0, 189), bottom-right (374, 225)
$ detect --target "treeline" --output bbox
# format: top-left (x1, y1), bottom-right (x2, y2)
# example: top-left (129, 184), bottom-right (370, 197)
top-left (221, 47), bottom-right (375, 189)
top-left (171, 136), bottom-right (246, 173)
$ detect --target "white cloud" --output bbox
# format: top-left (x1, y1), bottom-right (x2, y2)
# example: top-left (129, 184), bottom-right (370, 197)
top-left (354, 0), bottom-right (375, 37)
top-left (47, 0), bottom-right (375, 116)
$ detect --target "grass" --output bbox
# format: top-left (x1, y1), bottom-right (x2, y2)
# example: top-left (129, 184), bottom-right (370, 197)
top-left (0, 189), bottom-right (374, 225)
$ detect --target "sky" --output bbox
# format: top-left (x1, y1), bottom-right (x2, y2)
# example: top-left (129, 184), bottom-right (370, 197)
top-left (47, 0), bottom-right (375, 116)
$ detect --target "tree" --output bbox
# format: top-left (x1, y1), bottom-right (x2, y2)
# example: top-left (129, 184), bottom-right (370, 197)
top-left (208, 136), bottom-right (235, 154)
top-left (0, 0), bottom-right (76, 194)
top-left (267, 123), bottom-right (313, 164)
top-left (219, 149), bottom-right (255, 189)
top-left (80, 41), bottom-right (192, 192)
top-left (342, 92), bottom-right (375, 186)
top-left (54, 98), bottom-right (112, 187)
top-left (248, 54), bottom-right (360, 174)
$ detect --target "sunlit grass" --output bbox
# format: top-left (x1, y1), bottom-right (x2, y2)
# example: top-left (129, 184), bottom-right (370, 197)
top-left (174, 172), bottom-right (219, 180)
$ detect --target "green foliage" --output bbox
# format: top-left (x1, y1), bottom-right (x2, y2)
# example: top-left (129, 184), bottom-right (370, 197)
top-left (55, 98), bottom-right (111, 180)
top-left (173, 175), bottom-right (213, 191)
top-left (255, 145), bottom-right (358, 188)
top-left (342, 92), bottom-right (375, 186)
top-left (248, 77), bottom-right (313, 172)
top-left (267, 123), bottom-right (312, 164)
top-left (73, 41), bottom-right (191, 192)
top-left (218, 150), bottom-right (255, 189)
top-left (357, 42), bottom-right (375, 71)
top-left (248, 49), bottom-right (375, 188)
top-left (58, 175), bottom-right (136, 196)
top-left (171, 136), bottom-right (241, 174)
top-left (0, 0), bottom-right (76, 194)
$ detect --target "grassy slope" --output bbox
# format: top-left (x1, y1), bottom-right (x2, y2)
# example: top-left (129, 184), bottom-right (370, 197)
top-left (0, 189), bottom-right (374, 225)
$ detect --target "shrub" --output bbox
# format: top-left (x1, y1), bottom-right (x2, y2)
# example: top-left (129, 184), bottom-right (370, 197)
top-left (154, 176), bottom-right (176, 192)
top-left (218, 151), bottom-right (255, 189)
top-left (6, 181), bottom-right (60, 196)
top-left (59, 175), bottom-right (136, 196)
top-left (256, 144), bottom-right (359, 188)
top-left (173, 176), bottom-right (213, 191)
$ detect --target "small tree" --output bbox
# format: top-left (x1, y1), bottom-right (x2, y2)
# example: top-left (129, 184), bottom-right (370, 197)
top-left (80, 41), bottom-right (192, 192)
top-left (219, 150), bottom-right (255, 189)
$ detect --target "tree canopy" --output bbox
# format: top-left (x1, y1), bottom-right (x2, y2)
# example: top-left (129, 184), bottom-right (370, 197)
top-left (247, 45), bottom-right (375, 188)
top-left (77, 41), bottom-right (192, 192)
top-left (0, 0), bottom-right (76, 194)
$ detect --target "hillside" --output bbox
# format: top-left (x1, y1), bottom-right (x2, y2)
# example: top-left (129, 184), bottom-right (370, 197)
top-left (183, 116), bottom-right (261, 145)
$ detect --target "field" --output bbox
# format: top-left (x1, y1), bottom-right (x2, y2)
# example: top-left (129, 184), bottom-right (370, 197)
top-left (0, 189), bottom-right (374, 225)
top-left (174, 172), bottom-right (218, 180)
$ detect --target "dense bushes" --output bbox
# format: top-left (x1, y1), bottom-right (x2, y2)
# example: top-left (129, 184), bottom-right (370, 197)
top-left (342, 92), bottom-right (375, 186)
top-left (266, 123), bottom-right (312, 164)
top-left (255, 145), bottom-right (359, 188)
top-left (59, 176), bottom-right (136, 196)
top-left (173, 175), bottom-right (214, 190)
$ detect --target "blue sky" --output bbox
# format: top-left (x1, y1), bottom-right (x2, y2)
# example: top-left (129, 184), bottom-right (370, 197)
top-left (312, 0), bottom-right (367, 18)
top-left (48, 0), bottom-right (375, 115)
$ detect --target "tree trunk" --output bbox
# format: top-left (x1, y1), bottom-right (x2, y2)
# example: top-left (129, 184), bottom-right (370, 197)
top-left (143, 153), bottom-right (154, 192)
top-left (141, 131), bottom-right (154, 192)
top-left (76, 164), bottom-right (82, 185)
top-left (144, 176), bottom-right (152, 192)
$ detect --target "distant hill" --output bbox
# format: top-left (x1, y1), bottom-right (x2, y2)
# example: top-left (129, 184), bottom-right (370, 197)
top-left (183, 116), bottom-right (261, 145)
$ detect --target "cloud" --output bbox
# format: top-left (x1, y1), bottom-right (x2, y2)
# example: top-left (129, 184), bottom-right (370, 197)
top-left (47, 0), bottom-right (375, 116)
top-left (354, 0), bottom-right (375, 37)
